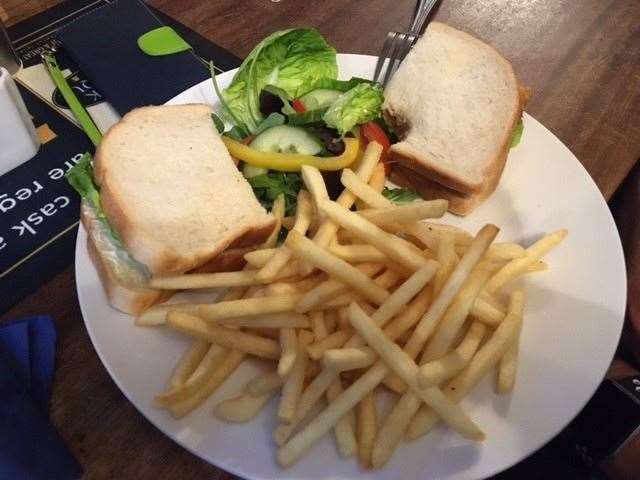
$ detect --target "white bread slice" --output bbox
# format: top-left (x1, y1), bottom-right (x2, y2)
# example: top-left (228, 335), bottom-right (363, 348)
top-left (383, 22), bottom-right (524, 196)
top-left (94, 104), bottom-right (275, 276)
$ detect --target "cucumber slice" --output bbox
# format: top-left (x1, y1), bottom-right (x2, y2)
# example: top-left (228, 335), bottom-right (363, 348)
top-left (242, 163), bottom-right (268, 178)
top-left (250, 125), bottom-right (322, 155)
top-left (298, 89), bottom-right (343, 110)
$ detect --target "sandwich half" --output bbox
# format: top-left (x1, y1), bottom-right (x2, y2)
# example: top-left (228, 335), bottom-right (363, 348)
top-left (71, 104), bottom-right (275, 315)
top-left (384, 22), bottom-right (529, 215)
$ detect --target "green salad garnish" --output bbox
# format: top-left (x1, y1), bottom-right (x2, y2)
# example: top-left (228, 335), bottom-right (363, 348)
top-left (247, 171), bottom-right (303, 216)
top-left (222, 29), bottom-right (338, 133)
top-left (382, 187), bottom-right (420, 204)
top-left (323, 83), bottom-right (384, 135)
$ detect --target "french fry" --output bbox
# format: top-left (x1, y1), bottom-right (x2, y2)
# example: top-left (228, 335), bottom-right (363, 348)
top-left (198, 294), bottom-right (302, 321)
top-left (320, 200), bottom-right (429, 271)
top-left (299, 142), bottom-right (382, 276)
top-left (281, 216), bottom-right (296, 230)
top-left (356, 161), bottom-right (385, 210)
top-left (213, 390), bottom-right (276, 422)
top-left (257, 191), bottom-right (313, 281)
top-left (424, 222), bottom-right (473, 245)
top-left (418, 322), bottom-right (487, 387)
top-left (301, 165), bottom-right (330, 219)
top-left (391, 221), bottom-right (440, 251)
top-left (290, 226), bottom-right (498, 465)
top-left (385, 251), bottom-right (496, 398)
top-left (527, 260), bottom-right (548, 273)
top-left (135, 302), bottom-right (208, 327)
top-left (372, 389), bottom-right (420, 468)
top-left (296, 263), bottom-right (384, 312)
top-left (221, 285), bottom-right (250, 302)
top-left (421, 267), bottom-right (492, 362)
top-left (341, 168), bottom-right (393, 209)
top-left (306, 329), bottom-right (353, 360)
top-left (323, 347), bottom-right (376, 371)
top-left (327, 378), bottom-right (358, 457)
top-left (213, 312), bottom-right (311, 329)
top-left (286, 231), bottom-right (390, 305)
top-left (329, 242), bottom-right (388, 263)
top-left (337, 306), bottom-right (351, 330)
top-left (358, 200), bottom-right (448, 225)
top-left (278, 328), bottom-right (298, 377)
top-left (310, 310), bottom-right (327, 341)
top-left (485, 230), bottom-right (567, 293)
top-left (149, 270), bottom-right (265, 290)
top-left (168, 349), bottom-right (246, 418)
top-left (382, 287), bottom-right (432, 342)
top-left (264, 275), bottom-right (324, 296)
top-left (369, 261), bottom-right (439, 331)
top-left (325, 309), bottom-right (338, 333)
top-left (263, 194), bottom-right (286, 248)
top-left (457, 242), bottom-right (526, 261)
top-left (246, 371), bottom-right (284, 396)
top-left (402, 224), bottom-right (499, 358)
top-left (155, 345), bottom-right (228, 407)
top-left (306, 309), bottom-right (357, 456)
top-left (167, 339), bottom-right (213, 389)
top-left (167, 312), bottom-right (281, 359)
top-left (407, 290), bottom-right (525, 440)
top-left (469, 296), bottom-right (505, 326)
top-left (348, 304), bottom-right (483, 440)
top-left (277, 361), bottom-right (389, 467)
top-left (244, 248), bottom-right (277, 268)
top-left (433, 234), bottom-right (457, 296)
top-left (275, 277), bottom-right (469, 454)
top-left (357, 391), bottom-right (378, 468)
top-left (278, 331), bottom-right (311, 423)
top-left (497, 300), bottom-right (525, 393)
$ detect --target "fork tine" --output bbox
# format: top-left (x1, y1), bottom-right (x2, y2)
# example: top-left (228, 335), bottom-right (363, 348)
top-left (374, 32), bottom-right (397, 84)
top-left (396, 32), bottom-right (418, 68)
top-left (382, 32), bottom-right (407, 88)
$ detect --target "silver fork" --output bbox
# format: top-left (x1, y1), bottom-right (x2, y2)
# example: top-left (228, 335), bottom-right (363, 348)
top-left (373, 0), bottom-right (441, 87)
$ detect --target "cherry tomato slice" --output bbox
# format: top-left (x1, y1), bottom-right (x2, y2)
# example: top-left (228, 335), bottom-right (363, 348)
top-left (291, 99), bottom-right (306, 113)
top-left (361, 121), bottom-right (391, 173)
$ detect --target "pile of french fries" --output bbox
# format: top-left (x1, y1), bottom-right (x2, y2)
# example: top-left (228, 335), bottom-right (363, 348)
top-left (137, 142), bottom-right (567, 469)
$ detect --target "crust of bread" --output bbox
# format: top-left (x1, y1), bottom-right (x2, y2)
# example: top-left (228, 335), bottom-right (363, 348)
top-left (94, 104), bottom-right (275, 276)
top-left (390, 165), bottom-right (487, 216)
top-left (384, 22), bottom-right (526, 196)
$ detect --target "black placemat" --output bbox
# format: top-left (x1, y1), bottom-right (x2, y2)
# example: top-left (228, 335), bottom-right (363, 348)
top-left (0, 0), bottom-right (240, 313)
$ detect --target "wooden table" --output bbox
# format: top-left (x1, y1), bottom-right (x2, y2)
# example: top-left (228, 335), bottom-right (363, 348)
top-left (2, 1), bottom-right (640, 478)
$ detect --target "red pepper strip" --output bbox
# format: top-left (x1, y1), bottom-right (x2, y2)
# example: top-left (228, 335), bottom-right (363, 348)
top-left (361, 121), bottom-right (391, 174)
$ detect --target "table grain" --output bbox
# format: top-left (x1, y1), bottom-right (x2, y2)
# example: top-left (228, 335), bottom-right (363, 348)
top-left (2, 1), bottom-right (640, 479)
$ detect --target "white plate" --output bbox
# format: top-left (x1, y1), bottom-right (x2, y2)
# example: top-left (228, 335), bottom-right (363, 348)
top-left (75, 54), bottom-right (627, 479)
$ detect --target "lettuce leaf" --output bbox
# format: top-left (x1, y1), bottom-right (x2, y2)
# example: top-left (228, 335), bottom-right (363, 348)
top-left (510, 119), bottom-right (524, 148)
top-left (222, 29), bottom-right (337, 133)
top-left (66, 153), bottom-right (102, 215)
top-left (247, 171), bottom-right (302, 216)
top-left (298, 77), bottom-right (372, 96)
top-left (323, 83), bottom-right (384, 135)
top-left (66, 153), bottom-right (121, 243)
top-left (382, 187), bottom-right (420, 204)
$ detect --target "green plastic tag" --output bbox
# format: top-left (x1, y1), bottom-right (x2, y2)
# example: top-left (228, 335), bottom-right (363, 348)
top-left (137, 26), bottom-right (192, 56)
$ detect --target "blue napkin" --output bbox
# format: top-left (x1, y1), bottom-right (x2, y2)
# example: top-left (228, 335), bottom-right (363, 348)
top-left (0, 316), bottom-right (82, 480)
top-left (57, 0), bottom-right (209, 115)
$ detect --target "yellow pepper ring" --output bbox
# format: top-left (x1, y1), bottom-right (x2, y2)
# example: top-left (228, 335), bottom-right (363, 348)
top-left (222, 136), bottom-right (360, 172)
